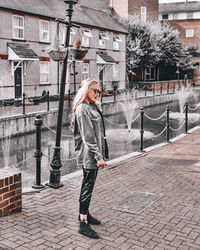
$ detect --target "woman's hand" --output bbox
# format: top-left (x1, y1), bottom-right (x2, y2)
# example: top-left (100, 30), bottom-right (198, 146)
top-left (97, 158), bottom-right (106, 169)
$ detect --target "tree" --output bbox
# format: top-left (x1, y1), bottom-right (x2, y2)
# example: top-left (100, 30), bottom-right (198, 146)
top-left (117, 15), bottom-right (196, 81)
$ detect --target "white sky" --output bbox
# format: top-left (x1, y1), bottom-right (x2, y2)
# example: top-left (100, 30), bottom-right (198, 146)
top-left (159, 0), bottom-right (200, 2)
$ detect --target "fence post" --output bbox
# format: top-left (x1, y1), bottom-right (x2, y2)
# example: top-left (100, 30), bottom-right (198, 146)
top-left (140, 107), bottom-right (144, 152)
top-left (47, 91), bottom-right (50, 111)
top-left (160, 82), bottom-right (162, 95)
top-left (22, 92), bottom-right (26, 115)
top-left (32, 114), bottom-right (45, 189)
top-left (166, 105), bottom-right (170, 142)
top-left (153, 83), bottom-right (155, 96)
top-left (68, 89), bottom-right (71, 108)
top-left (167, 82), bottom-right (169, 94)
top-left (185, 102), bottom-right (188, 134)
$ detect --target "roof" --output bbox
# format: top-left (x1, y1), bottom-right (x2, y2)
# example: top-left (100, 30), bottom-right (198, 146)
top-left (0, 0), bottom-right (127, 34)
top-left (7, 43), bottom-right (38, 60)
top-left (159, 1), bottom-right (200, 13)
top-left (96, 51), bottom-right (116, 64)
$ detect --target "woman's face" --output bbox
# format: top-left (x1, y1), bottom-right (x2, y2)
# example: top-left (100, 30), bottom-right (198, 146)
top-left (86, 83), bottom-right (101, 103)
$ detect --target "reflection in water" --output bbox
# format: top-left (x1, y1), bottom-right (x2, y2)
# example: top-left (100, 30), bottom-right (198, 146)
top-left (0, 97), bottom-right (200, 189)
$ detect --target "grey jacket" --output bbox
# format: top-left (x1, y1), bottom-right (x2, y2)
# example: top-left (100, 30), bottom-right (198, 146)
top-left (74, 102), bottom-right (105, 169)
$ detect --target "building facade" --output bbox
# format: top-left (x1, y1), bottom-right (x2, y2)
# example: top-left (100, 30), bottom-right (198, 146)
top-left (159, 1), bottom-right (200, 83)
top-left (110, 0), bottom-right (159, 21)
top-left (0, 0), bottom-right (127, 100)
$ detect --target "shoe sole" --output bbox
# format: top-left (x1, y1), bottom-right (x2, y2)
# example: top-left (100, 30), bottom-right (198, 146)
top-left (78, 229), bottom-right (99, 239)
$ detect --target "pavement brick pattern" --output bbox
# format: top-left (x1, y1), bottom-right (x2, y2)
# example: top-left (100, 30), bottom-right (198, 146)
top-left (1, 129), bottom-right (200, 249)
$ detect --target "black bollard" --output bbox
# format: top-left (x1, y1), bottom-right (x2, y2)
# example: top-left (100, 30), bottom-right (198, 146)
top-left (166, 105), bottom-right (170, 142)
top-left (185, 102), bottom-right (188, 134)
top-left (32, 114), bottom-right (45, 189)
top-left (22, 92), bottom-right (26, 115)
top-left (140, 107), bottom-right (144, 152)
top-left (47, 91), bottom-right (50, 111)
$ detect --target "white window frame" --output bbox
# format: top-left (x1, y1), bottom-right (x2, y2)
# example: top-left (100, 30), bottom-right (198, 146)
top-left (113, 64), bottom-right (119, 80)
top-left (99, 32), bottom-right (109, 49)
top-left (13, 15), bottom-right (24, 40)
top-left (187, 12), bottom-right (193, 19)
top-left (113, 35), bottom-right (122, 50)
top-left (40, 61), bottom-right (50, 85)
top-left (82, 29), bottom-right (92, 47)
top-left (82, 63), bottom-right (89, 80)
top-left (141, 7), bottom-right (147, 22)
top-left (186, 29), bottom-right (194, 38)
top-left (69, 27), bottom-right (76, 46)
top-left (145, 67), bottom-right (155, 81)
top-left (39, 20), bottom-right (49, 42)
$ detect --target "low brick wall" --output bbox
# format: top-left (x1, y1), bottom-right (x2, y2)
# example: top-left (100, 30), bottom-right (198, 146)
top-left (0, 170), bottom-right (22, 216)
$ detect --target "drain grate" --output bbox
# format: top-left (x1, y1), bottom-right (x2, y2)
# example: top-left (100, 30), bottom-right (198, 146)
top-left (112, 192), bottom-right (159, 214)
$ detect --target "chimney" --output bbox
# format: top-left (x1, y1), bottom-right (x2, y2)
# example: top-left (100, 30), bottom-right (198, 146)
top-left (109, 0), bottom-right (113, 8)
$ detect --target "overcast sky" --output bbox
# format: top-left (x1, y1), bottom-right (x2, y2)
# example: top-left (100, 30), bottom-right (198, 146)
top-left (159, 0), bottom-right (200, 2)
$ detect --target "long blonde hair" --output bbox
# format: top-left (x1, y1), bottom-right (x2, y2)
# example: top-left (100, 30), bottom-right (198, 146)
top-left (71, 78), bottom-right (99, 123)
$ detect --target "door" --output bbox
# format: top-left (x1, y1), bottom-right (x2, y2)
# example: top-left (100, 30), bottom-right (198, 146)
top-left (14, 62), bottom-right (22, 99)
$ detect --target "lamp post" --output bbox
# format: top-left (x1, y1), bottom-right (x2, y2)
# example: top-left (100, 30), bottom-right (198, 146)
top-left (47, 0), bottom-right (78, 188)
top-left (176, 62), bottom-right (180, 90)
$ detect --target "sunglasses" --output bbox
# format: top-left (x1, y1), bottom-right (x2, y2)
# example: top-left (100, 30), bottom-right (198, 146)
top-left (90, 88), bottom-right (101, 95)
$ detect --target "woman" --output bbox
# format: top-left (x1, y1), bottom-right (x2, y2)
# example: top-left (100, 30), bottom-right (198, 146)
top-left (71, 78), bottom-right (109, 239)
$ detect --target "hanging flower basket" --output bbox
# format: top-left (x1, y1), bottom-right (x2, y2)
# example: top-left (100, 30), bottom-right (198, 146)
top-left (48, 49), bottom-right (67, 61)
top-left (72, 48), bottom-right (88, 60)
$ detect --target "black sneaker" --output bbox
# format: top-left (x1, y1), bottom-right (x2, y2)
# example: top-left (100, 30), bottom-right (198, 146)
top-left (78, 213), bottom-right (101, 225)
top-left (78, 221), bottom-right (99, 239)
top-left (88, 212), bottom-right (101, 225)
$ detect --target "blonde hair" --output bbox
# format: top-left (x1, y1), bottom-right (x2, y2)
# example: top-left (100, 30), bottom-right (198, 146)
top-left (70, 78), bottom-right (100, 123)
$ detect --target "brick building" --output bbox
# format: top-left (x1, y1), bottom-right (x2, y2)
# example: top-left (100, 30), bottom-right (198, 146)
top-left (0, 0), bottom-right (127, 100)
top-left (110, 0), bottom-right (159, 21)
top-left (159, 1), bottom-right (200, 83)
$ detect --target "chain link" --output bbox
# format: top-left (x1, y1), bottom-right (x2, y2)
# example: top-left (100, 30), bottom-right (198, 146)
top-left (144, 110), bottom-right (166, 121)
top-left (170, 121), bottom-right (185, 132)
top-left (188, 103), bottom-right (200, 111)
top-left (151, 126), bottom-right (166, 138)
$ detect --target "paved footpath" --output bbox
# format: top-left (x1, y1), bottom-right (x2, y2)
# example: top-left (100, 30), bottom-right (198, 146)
top-left (1, 128), bottom-right (200, 250)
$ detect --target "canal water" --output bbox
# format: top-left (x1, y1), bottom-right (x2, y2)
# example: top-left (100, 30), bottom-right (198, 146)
top-left (0, 95), bottom-right (199, 188)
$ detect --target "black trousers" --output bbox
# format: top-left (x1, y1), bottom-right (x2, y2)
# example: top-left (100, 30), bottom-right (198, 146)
top-left (79, 168), bottom-right (98, 215)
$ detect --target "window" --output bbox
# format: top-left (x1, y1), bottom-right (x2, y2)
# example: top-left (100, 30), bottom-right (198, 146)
top-left (69, 28), bottom-right (76, 46)
top-left (113, 64), bottom-right (119, 80)
top-left (141, 7), bottom-right (147, 22)
top-left (40, 20), bottom-right (49, 42)
top-left (82, 29), bottom-right (92, 47)
top-left (186, 29), bottom-right (194, 37)
top-left (99, 32), bottom-right (109, 49)
top-left (113, 35), bottom-right (122, 50)
top-left (145, 67), bottom-right (155, 81)
top-left (13, 15), bottom-right (24, 39)
top-left (187, 12), bottom-right (193, 19)
top-left (173, 13), bottom-right (178, 19)
top-left (82, 63), bottom-right (89, 80)
top-left (162, 14), bottom-right (169, 20)
top-left (40, 62), bottom-right (50, 84)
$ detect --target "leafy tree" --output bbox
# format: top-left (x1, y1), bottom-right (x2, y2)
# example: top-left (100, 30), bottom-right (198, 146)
top-left (117, 15), bottom-right (197, 81)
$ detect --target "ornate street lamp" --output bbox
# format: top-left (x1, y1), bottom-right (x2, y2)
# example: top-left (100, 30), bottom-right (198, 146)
top-left (47, 0), bottom-right (78, 188)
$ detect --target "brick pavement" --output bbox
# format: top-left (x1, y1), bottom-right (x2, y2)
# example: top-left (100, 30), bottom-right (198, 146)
top-left (1, 128), bottom-right (200, 249)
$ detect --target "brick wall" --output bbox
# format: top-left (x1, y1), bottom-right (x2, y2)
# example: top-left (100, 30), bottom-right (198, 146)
top-left (111, 0), bottom-right (158, 21)
top-left (0, 171), bottom-right (22, 216)
top-left (129, 0), bottom-right (158, 21)
top-left (169, 19), bottom-right (200, 47)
